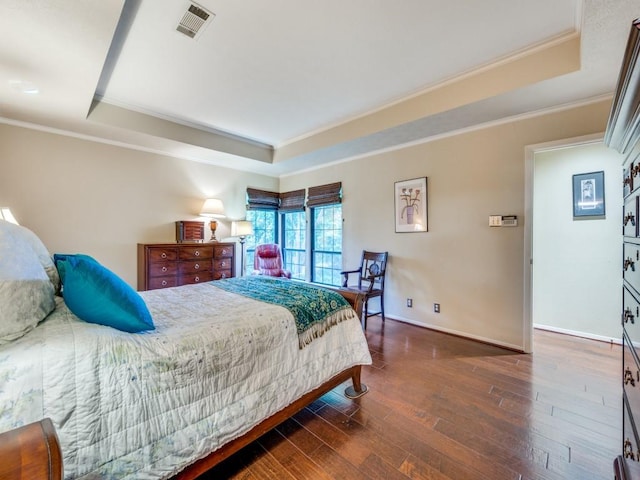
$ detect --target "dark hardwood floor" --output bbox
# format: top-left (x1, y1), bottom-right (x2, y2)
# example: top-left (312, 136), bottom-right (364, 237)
top-left (200, 317), bottom-right (622, 479)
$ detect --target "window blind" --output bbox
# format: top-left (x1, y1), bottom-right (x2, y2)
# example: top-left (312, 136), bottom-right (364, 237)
top-left (306, 182), bottom-right (342, 207)
top-left (279, 189), bottom-right (306, 212)
top-left (246, 188), bottom-right (279, 210)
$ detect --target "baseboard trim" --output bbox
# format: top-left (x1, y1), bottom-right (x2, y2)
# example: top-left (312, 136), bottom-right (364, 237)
top-left (379, 317), bottom-right (621, 351)
top-left (384, 315), bottom-right (526, 352)
top-left (533, 323), bottom-right (621, 345)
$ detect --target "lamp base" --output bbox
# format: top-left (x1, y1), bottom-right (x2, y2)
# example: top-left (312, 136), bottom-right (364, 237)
top-left (209, 220), bottom-right (218, 242)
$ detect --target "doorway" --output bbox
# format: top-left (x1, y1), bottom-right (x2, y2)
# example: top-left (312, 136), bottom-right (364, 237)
top-left (523, 134), bottom-right (623, 352)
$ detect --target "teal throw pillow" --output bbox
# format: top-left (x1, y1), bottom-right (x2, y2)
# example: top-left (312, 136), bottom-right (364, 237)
top-left (53, 253), bottom-right (98, 284)
top-left (56, 255), bottom-right (154, 333)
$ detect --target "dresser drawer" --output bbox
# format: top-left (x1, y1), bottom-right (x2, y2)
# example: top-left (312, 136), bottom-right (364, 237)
top-left (148, 276), bottom-right (178, 290)
top-left (148, 247), bottom-right (178, 262)
top-left (179, 259), bottom-right (212, 275)
top-left (213, 269), bottom-right (232, 280)
top-left (214, 257), bottom-right (232, 271)
top-left (148, 262), bottom-right (178, 278)
top-left (214, 244), bottom-right (234, 258)
top-left (624, 161), bottom-right (635, 198)
top-left (624, 331), bottom-right (640, 420)
top-left (624, 241), bottom-right (640, 295)
top-left (625, 195), bottom-right (639, 238)
top-left (179, 245), bottom-right (213, 261)
top-left (624, 391), bottom-right (640, 464)
top-left (179, 271), bottom-right (213, 285)
top-left (625, 286), bottom-right (640, 346)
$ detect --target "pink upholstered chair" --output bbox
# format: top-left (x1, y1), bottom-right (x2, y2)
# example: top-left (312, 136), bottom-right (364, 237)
top-left (253, 244), bottom-right (292, 278)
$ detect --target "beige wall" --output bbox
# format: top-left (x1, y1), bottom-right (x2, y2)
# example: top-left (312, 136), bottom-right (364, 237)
top-left (1, 98), bottom-right (612, 350)
top-left (0, 124), bottom-right (278, 286)
top-left (282, 99), bottom-right (613, 350)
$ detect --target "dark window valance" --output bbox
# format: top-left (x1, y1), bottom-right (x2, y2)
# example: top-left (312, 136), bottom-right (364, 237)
top-left (246, 188), bottom-right (279, 210)
top-left (279, 189), bottom-right (306, 212)
top-left (307, 182), bottom-right (342, 207)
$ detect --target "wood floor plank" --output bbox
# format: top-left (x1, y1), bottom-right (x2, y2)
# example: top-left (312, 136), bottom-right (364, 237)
top-left (257, 429), bottom-right (334, 480)
top-left (199, 320), bottom-right (622, 479)
top-left (314, 403), bottom-right (409, 469)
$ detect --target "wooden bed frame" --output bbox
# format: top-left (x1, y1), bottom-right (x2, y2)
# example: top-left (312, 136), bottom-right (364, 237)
top-left (0, 290), bottom-right (368, 480)
top-left (0, 418), bottom-right (63, 480)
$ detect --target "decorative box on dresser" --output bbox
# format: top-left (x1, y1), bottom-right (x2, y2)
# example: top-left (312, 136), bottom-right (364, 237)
top-left (606, 18), bottom-right (640, 480)
top-left (137, 242), bottom-right (235, 291)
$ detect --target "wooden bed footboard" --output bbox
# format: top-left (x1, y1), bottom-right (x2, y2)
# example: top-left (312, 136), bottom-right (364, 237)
top-left (174, 364), bottom-right (368, 479)
top-left (0, 418), bottom-right (63, 480)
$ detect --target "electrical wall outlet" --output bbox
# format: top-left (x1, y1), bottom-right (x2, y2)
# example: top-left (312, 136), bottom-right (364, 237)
top-left (434, 303), bottom-right (440, 313)
top-left (407, 298), bottom-right (413, 308)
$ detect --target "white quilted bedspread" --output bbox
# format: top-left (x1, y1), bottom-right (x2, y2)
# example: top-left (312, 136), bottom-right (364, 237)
top-left (0, 282), bottom-right (372, 479)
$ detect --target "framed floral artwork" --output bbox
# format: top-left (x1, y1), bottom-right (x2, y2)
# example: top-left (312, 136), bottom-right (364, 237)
top-left (395, 177), bottom-right (428, 232)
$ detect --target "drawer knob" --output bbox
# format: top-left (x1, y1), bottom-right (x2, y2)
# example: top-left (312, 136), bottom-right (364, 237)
top-left (161, 252), bottom-right (167, 259)
top-left (624, 307), bottom-right (636, 324)
top-left (221, 273), bottom-right (227, 278)
top-left (194, 276), bottom-right (200, 282)
top-left (162, 266), bottom-right (168, 272)
top-left (625, 257), bottom-right (635, 272)
top-left (221, 261), bottom-right (226, 267)
top-left (194, 263), bottom-right (200, 270)
top-left (222, 248), bottom-right (229, 255)
top-left (625, 212), bottom-right (636, 227)
top-left (195, 250), bottom-right (200, 257)
top-left (625, 438), bottom-right (636, 460)
top-left (625, 367), bottom-right (636, 386)
top-left (161, 280), bottom-right (167, 286)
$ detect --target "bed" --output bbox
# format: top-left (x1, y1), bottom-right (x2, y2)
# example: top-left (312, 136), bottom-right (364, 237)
top-left (0, 219), bottom-right (372, 479)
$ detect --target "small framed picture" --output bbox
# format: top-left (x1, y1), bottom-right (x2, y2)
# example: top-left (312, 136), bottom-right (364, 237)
top-left (395, 177), bottom-right (428, 232)
top-left (572, 171), bottom-right (605, 218)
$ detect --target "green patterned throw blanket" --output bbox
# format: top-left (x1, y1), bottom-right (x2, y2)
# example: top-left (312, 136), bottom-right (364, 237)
top-left (214, 276), bottom-right (353, 348)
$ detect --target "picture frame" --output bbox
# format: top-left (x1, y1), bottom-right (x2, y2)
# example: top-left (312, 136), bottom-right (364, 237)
top-left (395, 177), bottom-right (428, 232)
top-left (175, 220), bottom-right (205, 242)
top-left (572, 171), bottom-right (605, 218)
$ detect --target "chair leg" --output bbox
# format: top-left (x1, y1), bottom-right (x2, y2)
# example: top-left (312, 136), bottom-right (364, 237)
top-left (362, 298), bottom-right (368, 330)
top-left (380, 295), bottom-right (385, 322)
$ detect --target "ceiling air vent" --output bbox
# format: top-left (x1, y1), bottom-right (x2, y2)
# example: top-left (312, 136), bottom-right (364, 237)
top-left (176, 3), bottom-right (214, 39)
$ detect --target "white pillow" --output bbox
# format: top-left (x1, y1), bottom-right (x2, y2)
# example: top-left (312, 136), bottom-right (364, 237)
top-left (0, 220), bottom-right (60, 294)
top-left (0, 220), bottom-right (55, 344)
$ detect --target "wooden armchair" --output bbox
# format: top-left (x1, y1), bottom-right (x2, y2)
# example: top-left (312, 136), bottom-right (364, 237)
top-left (341, 251), bottom-right (388, 329)
top-left (253, 243), bottom-right (292, 278)
top-left (0, 418), bottom-right (63, 480)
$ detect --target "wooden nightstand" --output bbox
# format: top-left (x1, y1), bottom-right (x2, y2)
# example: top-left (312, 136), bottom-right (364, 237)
top-left (137, 242), bottom-right (235, 291)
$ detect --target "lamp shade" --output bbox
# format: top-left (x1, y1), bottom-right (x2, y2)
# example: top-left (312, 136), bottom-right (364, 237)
top-left (0, 208), bottom-right (19, 225)
top-left (231, 220), bottom-right (253, 237)
top-left (199, 198), bottom-right (225, 218)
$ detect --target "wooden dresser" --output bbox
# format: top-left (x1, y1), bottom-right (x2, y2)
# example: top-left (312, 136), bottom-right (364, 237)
top-left (606, 18), bottom-right (640, 479)
top-left (137, 242), bottom-right (235, 291)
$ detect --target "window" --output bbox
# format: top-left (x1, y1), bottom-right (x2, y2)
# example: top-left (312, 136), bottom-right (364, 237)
top-left (245, 209), bottom-right (276, 273)
top-left (243, 184), bottom-right (341, 284)
top-left (281, 211), bottom-right (306, 280)
top-left (311, 204), bottom-right (342, 286)
top-left (279, 189), bottom-right (307, 281)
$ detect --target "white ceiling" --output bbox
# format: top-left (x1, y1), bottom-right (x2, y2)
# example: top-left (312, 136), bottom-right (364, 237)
top-left (0, 0), bottom-right (638, 177)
